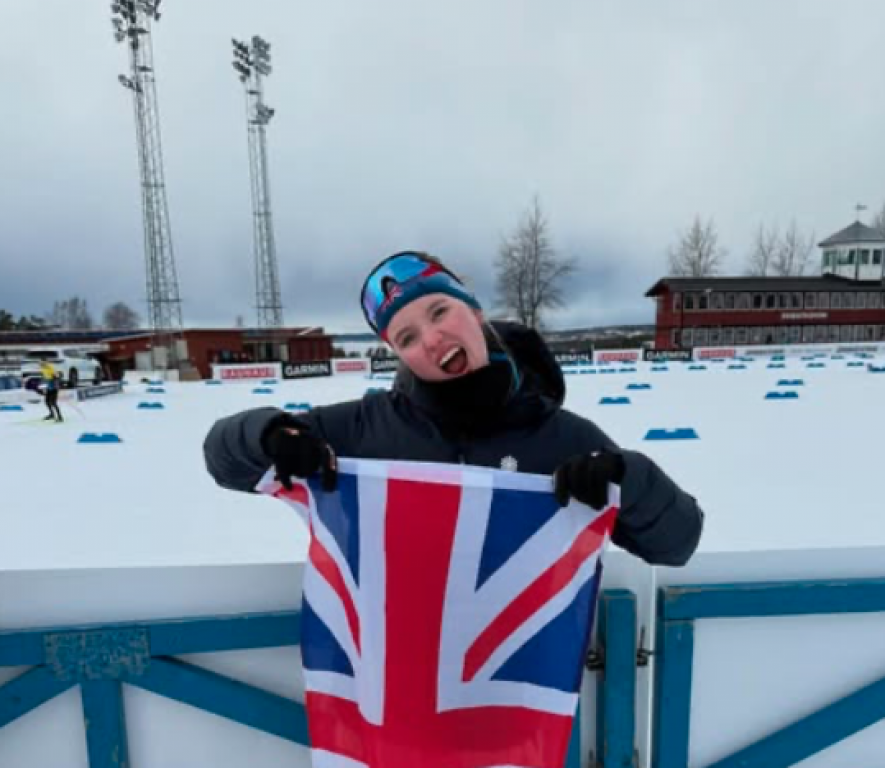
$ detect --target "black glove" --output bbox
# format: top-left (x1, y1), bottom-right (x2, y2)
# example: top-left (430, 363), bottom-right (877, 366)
top-left (262, 422), bottom-right (338, 492)
top-left (554, 451), bottom-right (625, 509)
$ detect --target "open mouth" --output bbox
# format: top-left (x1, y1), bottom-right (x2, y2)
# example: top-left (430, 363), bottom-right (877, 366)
top-left (439, 347), bottom-right (469, 375)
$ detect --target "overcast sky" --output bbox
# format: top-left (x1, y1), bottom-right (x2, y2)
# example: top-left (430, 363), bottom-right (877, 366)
top-left (2, 0), bottom-right (884, 332)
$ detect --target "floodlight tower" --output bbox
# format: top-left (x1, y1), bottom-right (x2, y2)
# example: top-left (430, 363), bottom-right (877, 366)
top-left (232, 36), bottom-right (284, 328)
top-left (111, 0), bottom-right (183, 367)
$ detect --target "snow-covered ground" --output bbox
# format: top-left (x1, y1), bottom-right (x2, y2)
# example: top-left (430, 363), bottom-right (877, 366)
top-left (2, 355), bottom-right (885, 768)
top-left (2, 354), bottom-right (883, 571)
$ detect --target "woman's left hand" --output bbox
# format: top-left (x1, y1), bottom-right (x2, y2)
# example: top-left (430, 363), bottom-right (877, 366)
top-left (554, 451), bottom-right (625, 509)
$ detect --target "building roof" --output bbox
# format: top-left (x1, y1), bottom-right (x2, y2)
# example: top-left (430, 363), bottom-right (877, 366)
top-left (818, 220), bottom-right (885, 247)
top-left (644, 273), bottom-right (879, 297)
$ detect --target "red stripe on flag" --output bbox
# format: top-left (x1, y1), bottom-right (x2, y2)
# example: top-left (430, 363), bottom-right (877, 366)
top-left (273, 484), bottom-right (310, 507)
top-left (462, 506), bottom-right (617, 682)
top-left (310, 537), bottom-right (361, 655)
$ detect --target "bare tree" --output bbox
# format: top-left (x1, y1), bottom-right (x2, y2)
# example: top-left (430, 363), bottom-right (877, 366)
top-left (494, 196), bottom-right (576, 329)
top-left (872, 202), bottom-right (885, 237)
top-left (745, 223), bottom-right (780, 276)
top-left (771, 220), bottom-right (815, 276)
top-left (46, 297), bottom-right (93, 330)
top-left (103, 301), bottom-right (141, 330)
top-left (667, 215), bottom-right (726, 277)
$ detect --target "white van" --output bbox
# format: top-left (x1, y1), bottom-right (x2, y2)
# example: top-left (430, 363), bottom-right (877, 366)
top-left (20, 348), bottom-right (103, 389)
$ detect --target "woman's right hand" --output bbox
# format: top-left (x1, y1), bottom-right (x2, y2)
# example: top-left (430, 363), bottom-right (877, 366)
top-left (263, 424), bottom-right (338, 492)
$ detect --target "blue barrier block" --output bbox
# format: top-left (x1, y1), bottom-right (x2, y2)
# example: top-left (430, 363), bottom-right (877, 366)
top-left (365, 387), bottom-right (388, 394)
top-left (847, 361), bottom-right (865, 368)
top-left (262, 379), bottom-right (278, 385)
top-left (620, 367), bottom-right (637, 373)
top-left (600, 369), bottom-right (617, 374)
top-left (767, 363), bottom-right (786, 369)
top-left (600, 397), bottom-right (631, 405)
top-left (205, 380), bottom-right (222, 386)
top-left (772, 355), bottom-right (785, 361)
top-left (728, 364), bottom-right (748, 370)
top-left (831, 355), bottom-right (845, 360)
top-left (147, 379), bottom-right (164, 386)
top-left (579, 369), bottom-right (597, 375)
top-left (801, 356), bottom-right (815, 361)
top-left (765, 391), bottom-right (799, 400)
top-left (651, 366), bottom-right (669, 372)
top-left (78, 433), bottom-right (123, 444)
top-left (644, 428), bottom-right (699, 441)
top-left (146, 387), bottom-right (166, 394)
top-left (806, 362), bottom-right (826, 368)
top-left (137, 402), bottom-right (165, 410)
top-left (688, 365), bottom-right (706, 371)
top-left (869, 365), bottom-right (885, 373)
top-left (0, 405), bottom-right (24, 412)
top-left (776, 379), bottom-right (804, 386)
top-left (284, 402), bottom-right (312, 411)
top-left (626, 383), bottom-right (651, 390)
top-left (252, 387), bottom-right (274, 394)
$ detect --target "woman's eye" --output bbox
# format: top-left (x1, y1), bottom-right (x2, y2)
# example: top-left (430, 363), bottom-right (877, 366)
top-left (399, 334), bottom-right (414, 348)
top-left (432, 306), bottom-right (448, 320)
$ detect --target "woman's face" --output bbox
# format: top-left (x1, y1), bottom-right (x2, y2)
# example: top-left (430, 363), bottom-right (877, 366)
top-left (386, 294), bottom-right (489, 381)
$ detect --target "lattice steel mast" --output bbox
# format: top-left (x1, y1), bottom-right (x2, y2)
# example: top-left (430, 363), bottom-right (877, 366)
top-left (111, 0), bottom-right (183, 364)
top-left (232, 36), bottom-right (284, 328)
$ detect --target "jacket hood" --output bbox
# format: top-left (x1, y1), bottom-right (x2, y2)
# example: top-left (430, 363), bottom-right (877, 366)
top-left (391, 321), bottom-right (565, 433)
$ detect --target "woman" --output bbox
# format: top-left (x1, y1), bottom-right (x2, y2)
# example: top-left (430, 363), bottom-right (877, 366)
top-left (40, 360), bottom-right (63, 422)
top-left (204, 251), bottom-right (703, 565)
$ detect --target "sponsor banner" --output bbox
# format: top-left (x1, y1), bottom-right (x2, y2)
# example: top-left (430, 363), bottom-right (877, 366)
top-left (741, 347), bottom-right (786, 358)
top-left (694, 347), bottom-right (737, 360)
top-left (77, 382), bottom-right (124, 401)
top-left (214, 364), bottom-right (282, 381)
top-left (282, 360), bottom-right (332, 379)
top-left (643, 349), bottom-right (692, 363)
top-left (835, 344), bottom-right (880, 355)
top-left (595, 349), bottom-right (640, 364)
top-left (370, 357), bottom-right (399, 373)
top-left (554, 351), bottom-right (594, 365)
top-left (333, 358), bottom-right (369, 375)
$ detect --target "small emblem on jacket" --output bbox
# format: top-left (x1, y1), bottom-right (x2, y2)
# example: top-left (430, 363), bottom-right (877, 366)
top-left (500, 456), bottom-right (518, 472)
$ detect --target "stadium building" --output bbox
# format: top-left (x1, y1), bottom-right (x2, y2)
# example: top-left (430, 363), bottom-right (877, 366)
top-left (646, 220), bottom-right (885, 350)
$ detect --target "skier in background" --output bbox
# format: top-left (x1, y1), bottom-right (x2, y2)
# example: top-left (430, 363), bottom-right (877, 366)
top-left (40, 360), bottom-right (63, 422)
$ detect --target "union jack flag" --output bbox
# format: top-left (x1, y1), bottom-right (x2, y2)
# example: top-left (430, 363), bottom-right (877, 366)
top-left (259, 459), bottom-right (618, 768)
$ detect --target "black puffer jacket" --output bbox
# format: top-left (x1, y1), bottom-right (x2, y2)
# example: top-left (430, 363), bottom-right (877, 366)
top-left (204, 322), bottom-right (703, 565)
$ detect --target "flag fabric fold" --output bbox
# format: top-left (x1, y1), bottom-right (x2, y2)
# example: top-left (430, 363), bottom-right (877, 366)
top-left (258, 458), bottom-right (618, 768)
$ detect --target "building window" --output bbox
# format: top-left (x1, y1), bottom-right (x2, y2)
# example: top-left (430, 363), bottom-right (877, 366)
top-left (778, 293), bottom-right (789, 309)
top-left (737, 293), bottom-right (751, 310)
top-left (866, 325), bottom-right (877, 340)
top-left (857, 292), bottom-right (867, 310)
top-left (672, 292), bottom-right (682, 311)
top-left (711, 292), bottom-right (724, 310)
top-left (819, 292), bottom-right (830, 309)
top-left (698, 294), bottom-right (709, 311)
top-left (736, 327), bottom-right (749, 344)
top-left (805, 292), bottom-right (817, 309)
top-left (684, 294), bottom-right (695, 311)
top-left (831, 293), bottom-right (842, 309)
top-left (671, 329), bottom-right (680, 347)
top-left (725, 293), bottom-right (736, 310)
top-left (788, 326), bottom-right (801, 343)
top-left (802, 326), bottom-right (815, 342)
top-left (791, 292), bottom-right (803, 309)
top-left (860, 250), bottom-right (871, 265)
top-left (724, 328), bottom-right (735, 345)
top-left (841, 325), bottom-right (852, 342)
top-left (695, 328), bottom-right (709, 346)
top-left (874, 250), bottom-right (883, 266)
top-left (843, 292), bottom-right (855, 309)
top-left (683, 328), bottom-right (694, 346)
top-left (752, 293), bottom-right (763, 309)
top-left (709, 328), bottom-right (721, 345)
top-left (847, 250), bottom-right (857, 265)
top-left (814, 325), bottom-right (828, 343)
top-left (776, 326), bottom-right (788, 344)
top-left (763, 293), bottom-right (775, 309)
top-left (870, 292), bottom-right (882, 309)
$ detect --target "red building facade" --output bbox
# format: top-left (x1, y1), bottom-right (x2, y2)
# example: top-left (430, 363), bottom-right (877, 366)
top-left (645, 275), bottom-right (885, 351)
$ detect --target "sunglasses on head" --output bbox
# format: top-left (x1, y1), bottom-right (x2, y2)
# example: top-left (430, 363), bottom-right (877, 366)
top-left (360, 252), bottom-right (456, 330)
